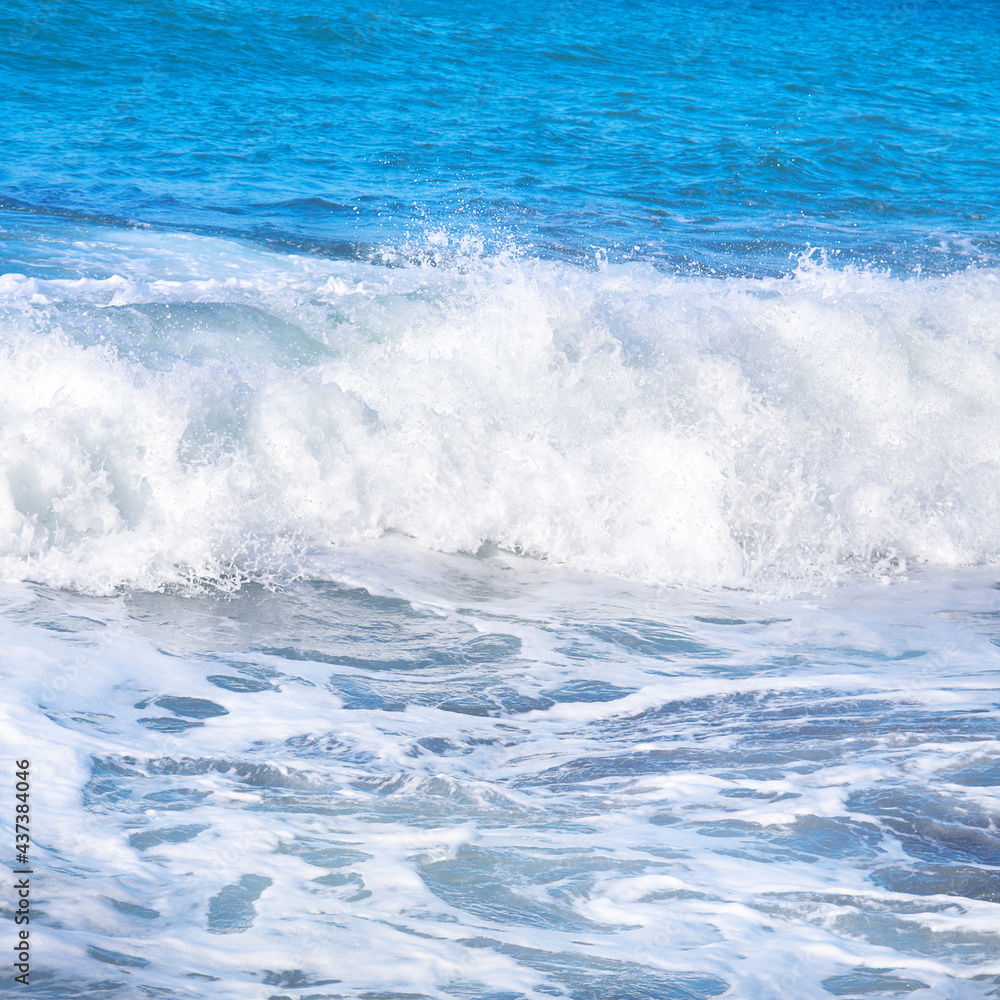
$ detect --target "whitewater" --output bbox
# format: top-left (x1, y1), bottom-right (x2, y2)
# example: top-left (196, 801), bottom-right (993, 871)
top-left (3, 222), bottom-right (1000, 594)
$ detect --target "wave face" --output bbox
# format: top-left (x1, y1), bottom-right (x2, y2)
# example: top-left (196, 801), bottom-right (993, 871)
top-left (2, 225), bottom-right (999, 592)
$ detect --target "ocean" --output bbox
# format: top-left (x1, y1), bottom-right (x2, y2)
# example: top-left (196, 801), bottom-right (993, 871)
top-left (1, 1), bottom-right (999, 997)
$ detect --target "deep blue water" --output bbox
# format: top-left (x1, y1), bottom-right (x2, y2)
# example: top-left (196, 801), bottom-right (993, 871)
top-left (2, 0), bottom-right (1000, 270)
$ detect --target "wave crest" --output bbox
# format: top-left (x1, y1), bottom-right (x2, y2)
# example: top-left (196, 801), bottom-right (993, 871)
top-left (2, 244), bottom-right (999, 592)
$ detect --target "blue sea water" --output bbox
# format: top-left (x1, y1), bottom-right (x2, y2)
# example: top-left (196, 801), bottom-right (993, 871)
top-left (1, 1), bottom-right (1000, 997)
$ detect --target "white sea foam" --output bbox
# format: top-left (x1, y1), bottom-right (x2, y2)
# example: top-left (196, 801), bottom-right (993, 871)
top-left (2, 233), bottom-right (1000, 593)
top-left (3, 561), bottom-right (999, 997)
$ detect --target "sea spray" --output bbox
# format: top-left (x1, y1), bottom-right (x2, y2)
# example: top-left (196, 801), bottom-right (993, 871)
top-left (2, 237), bottom-right (1000, 592)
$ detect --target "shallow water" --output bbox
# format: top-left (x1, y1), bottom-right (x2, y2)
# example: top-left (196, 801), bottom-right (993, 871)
top-left (2, 550), bottom-right (999, 997)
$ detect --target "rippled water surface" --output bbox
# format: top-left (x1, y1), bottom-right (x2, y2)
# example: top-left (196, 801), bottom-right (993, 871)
top-left (3, 553), bottom-right (1000, 997)
top-left (2, 0), bottom-right (1000, 270)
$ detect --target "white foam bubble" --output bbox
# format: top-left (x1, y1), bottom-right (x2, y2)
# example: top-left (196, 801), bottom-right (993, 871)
top-left (3, 233), bottom-right (1000, 593)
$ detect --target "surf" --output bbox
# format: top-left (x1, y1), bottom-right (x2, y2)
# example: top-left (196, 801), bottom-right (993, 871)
top-left (2, 224), bottom-right (999, 595)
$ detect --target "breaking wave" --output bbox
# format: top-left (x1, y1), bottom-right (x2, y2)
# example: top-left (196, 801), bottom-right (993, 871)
top-left (2, 234), bottom-right (999, 593)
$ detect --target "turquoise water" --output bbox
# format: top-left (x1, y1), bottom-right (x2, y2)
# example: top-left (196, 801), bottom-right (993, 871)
top-left (2, 3), bottom-right (1000, 998)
